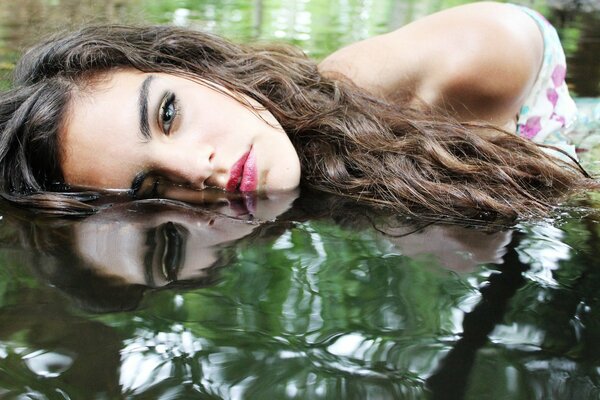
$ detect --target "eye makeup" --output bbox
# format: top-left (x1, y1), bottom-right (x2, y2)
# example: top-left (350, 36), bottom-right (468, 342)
top-left (130, 172), bottom-right (162, 199)
top-left (130, 172), bottom-right (147, 197)
top-left (143, 221), bottom-right (189, 286)
top-left (158, 91), bottom-right (179, 135)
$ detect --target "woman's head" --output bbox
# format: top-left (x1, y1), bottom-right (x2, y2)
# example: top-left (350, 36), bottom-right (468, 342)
top-left (1, 25), bottom-right (307, 208)
top-left (0, 24), bottom-right (597, 219)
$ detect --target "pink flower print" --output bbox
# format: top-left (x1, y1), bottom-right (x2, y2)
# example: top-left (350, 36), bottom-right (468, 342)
top-left (551, 113), bottom-right (566, 127)
top-left (547, 88), bottom-right (558, 107)
top-left (520, 116), bottom-right (542, 139)
top-left (551, 65), bottom-right (566, 87)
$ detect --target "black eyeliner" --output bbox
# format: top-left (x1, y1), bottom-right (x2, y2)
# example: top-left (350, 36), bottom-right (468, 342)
top-left (150, 178), bottom-right (160, 197)
top-left (158, 91), bottom-right (177, 135)
top-left (130, 171), bottom-right (147, 198)
top-left (143, 226), bottom-right (158, 287)
top-left (161, 222), bottom-right (187, 282)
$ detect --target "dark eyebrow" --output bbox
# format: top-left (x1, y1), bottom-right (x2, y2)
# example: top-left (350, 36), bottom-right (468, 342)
top-left (138, 75), bottom-right (155, 141)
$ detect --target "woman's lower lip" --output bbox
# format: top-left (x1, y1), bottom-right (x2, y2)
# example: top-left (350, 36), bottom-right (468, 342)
top-left (225, 151), bottom-right (249, 192)
top-left (240, 147), bottom-right (257, 192)
top-left (225, 148), bottom-right (257, 192)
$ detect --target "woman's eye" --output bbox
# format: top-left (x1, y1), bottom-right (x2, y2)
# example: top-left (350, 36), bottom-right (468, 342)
top-left (159, 92), bottom-right (177, 135)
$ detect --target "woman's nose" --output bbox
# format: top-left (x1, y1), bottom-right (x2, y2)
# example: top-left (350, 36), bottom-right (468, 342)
top-left (158, 144), bottom-right (215, 189)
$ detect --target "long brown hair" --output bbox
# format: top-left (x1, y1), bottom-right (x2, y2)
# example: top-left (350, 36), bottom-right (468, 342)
top-left (0, 25), bottom-right (596, 219)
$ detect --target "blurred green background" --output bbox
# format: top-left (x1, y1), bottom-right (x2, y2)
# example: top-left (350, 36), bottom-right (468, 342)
top-left (1, 0), bottom-right (599, 95)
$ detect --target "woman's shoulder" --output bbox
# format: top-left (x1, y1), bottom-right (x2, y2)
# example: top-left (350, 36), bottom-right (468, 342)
top-left (318, 1), bottom-right (544, 127)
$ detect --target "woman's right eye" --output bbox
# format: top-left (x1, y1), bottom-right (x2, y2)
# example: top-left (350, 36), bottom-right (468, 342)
top-left (158, 92), bottom-right (178, 135)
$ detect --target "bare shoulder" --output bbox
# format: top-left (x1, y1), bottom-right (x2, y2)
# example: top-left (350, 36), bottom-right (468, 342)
top-left (318, 1), bottom-right (544, 127)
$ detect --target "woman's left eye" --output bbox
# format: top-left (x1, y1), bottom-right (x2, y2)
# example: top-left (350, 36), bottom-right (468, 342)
top-left (159, 92), bottom-right (178, 135)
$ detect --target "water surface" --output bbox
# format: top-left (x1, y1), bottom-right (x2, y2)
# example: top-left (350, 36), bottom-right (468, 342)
top-left (2, 191), bottom-right (600, 399)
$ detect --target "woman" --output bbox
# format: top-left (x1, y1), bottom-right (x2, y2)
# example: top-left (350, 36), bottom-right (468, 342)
top-left (0, 2), bottom-right (596, 219)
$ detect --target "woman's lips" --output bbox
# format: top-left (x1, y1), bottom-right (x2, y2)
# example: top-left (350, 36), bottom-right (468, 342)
top-left (240, 148), bottom-right (257, 191)
top-left (226, 148), bottom-right (257, 192)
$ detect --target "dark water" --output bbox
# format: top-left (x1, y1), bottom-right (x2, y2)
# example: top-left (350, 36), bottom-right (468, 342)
top-left (1, 1), bottom-right (600, 399)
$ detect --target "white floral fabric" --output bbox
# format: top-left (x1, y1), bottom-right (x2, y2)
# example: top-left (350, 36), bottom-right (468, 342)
top-left (513, 5), bottom-right (579, 160)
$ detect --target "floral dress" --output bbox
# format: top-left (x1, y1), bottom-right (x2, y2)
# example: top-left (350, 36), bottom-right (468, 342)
top-left (513, 5), bottom-right (579, 161)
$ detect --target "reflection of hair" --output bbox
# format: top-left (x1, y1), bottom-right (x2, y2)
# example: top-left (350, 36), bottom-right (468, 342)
top-left (0, 25), bottom-right (597, 219)
top-left (0, 201), bottom-right (229, 313)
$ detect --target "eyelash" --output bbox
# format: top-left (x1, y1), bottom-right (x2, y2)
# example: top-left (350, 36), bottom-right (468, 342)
top-left (158, 92), bottom-right (178, 135)
top-left (150, 178), bottom-right (160, 197)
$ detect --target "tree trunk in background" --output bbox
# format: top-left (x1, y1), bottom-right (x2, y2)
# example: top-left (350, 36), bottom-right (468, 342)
top-left (569, 12), bottom-right (600, 97)
top-left (550, 6), bottom-right (600, 97)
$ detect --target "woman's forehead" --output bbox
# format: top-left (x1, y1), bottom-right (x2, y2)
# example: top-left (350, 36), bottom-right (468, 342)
top-left (60, 70), bottom-right (149, 189)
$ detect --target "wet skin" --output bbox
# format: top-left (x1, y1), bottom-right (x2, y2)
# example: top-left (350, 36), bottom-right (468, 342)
top-left (61, 70), bottom-right (301, 199)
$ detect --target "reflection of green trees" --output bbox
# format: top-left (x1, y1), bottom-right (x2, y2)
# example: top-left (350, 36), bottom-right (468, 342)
top-left (461, 214), bottom-right (600, 399)
top-left (0, 257), bottom-right (123, 397)
top-left (0, 212), bottom-right (481, 398)
top-left (101, 220), bottom-right (476, 398)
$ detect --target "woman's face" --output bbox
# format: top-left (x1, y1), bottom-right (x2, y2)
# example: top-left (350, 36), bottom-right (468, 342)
top-left (60, 69), bottom-right (301, 198)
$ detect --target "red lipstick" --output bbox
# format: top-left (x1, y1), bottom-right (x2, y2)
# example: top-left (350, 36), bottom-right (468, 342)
top-left (240, 148), bottom-right (257, 192)
top-left (226, 148), bottom-right (257, 192)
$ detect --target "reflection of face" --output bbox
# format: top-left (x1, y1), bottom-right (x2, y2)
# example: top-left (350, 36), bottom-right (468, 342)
top-left (61, 69), bottom-right (301, 198)
top-left (74, 193), bottom-right (297, 286)
top-left (75, 208), bottom-right (253, 287)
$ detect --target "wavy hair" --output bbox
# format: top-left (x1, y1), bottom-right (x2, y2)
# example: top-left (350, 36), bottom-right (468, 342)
top-left (0, 25), bottom-right (597, 219)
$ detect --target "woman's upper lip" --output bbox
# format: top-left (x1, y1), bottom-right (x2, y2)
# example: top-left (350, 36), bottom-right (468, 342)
top-left (225, 150), bottom-right (250, 192)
